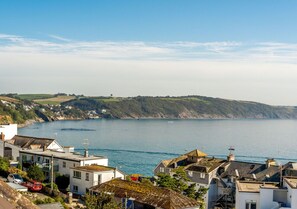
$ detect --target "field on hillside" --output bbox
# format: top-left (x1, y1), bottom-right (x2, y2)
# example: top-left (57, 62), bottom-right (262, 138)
top-left (0, 96), bottom-right (20, 103)
top-left (34, 96), bottom-right (76, 105)
top-left (16, 94), bottom-right (55, 101)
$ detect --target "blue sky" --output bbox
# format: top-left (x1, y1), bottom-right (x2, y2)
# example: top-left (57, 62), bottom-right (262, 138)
top-left (1, 1), bottom-right (297, 105)
top-left (1, 0), bottom-right (297, 42)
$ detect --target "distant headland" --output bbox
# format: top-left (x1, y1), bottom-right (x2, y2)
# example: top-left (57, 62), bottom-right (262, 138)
top-left (1, 93), bottom-right (297, 126)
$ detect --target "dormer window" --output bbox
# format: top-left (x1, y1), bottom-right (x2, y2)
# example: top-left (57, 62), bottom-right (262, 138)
top-left (200, 173), bottom-right (205, 179)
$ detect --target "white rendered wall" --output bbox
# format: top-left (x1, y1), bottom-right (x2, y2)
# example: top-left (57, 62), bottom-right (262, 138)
top-left (259, 188), bottom-right (278, 209)
top-left (236, 189), bottom-right (260, 209)
top-left (57, 159), bottom-right (80, 176)
top-left (4, 143), bottom-right (21, 161)
top-left (47, 141), bottom-right (64, 152)
top-left (70, 169), bottom-right (124, 195)
top-left (81, 158), bottom-right (108, 167)
top-left (0, 124), bottom-right (17, 140)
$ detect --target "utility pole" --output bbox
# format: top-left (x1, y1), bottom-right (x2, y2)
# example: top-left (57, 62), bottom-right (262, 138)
top-left (51, 154), bottom-right (54, 192)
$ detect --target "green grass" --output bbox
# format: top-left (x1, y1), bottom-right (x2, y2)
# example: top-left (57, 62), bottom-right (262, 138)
top-left (17, 94), bottom-right (55, 101)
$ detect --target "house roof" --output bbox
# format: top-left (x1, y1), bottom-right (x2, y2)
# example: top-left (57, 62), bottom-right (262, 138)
top-left (6, 135), bottom-right (54, 149)
top-left (89, 179), bottom-right (200, 209)
top-left (284, 177), bottom-right (297, 188)
top-left (0, 180), bottom-right (39, 209)
top-left (236, 181), bottom-right (278, 193)
top-left (185, 158), bottom-right (226, 173)
top-left (70, 165), bottom-right (125, 175)
top-left (20, 149), bottom-right (107, 162)
top-left (186, 149), bottom-right (207, 158)
top-left (221, 161), bottom-right (280, 182)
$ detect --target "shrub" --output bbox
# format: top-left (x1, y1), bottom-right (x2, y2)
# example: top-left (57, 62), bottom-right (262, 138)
top-left (55, 175), bottom-right (70, 190)
top-left (27, 165), bottom-right (45, 182)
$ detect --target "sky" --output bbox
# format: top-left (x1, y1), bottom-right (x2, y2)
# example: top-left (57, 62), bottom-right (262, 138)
top-left (1, 0), bottom-right (297, 105)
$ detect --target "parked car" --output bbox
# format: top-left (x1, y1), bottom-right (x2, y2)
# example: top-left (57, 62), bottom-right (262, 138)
top-left (7, 174), bottom-right (24, 184)
top-left (21, 180), bottom-right (43, 192)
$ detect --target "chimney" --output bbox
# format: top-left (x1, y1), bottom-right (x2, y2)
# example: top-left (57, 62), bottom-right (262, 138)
top-left (84, 149), bottom-right (89, 158)
top-left (43, 145), bottom-right (47, 151)
top-left (1, 132), bottom-right (5, 141)
top-left (227, 153), bottom-right (235, 162)
top-left (266, 158), bottom-right (276, 168)
top-left (227, 146), bottom-right (235, 162)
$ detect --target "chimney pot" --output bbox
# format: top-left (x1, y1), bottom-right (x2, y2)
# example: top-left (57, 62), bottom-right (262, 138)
top-left (84, 150), bottom-right (89, 158)
top-left (0, 132), bottom-right (5, 141)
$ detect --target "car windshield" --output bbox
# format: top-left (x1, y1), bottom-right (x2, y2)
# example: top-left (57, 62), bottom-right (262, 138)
top-left (13, 174), bottom-right (22, 179)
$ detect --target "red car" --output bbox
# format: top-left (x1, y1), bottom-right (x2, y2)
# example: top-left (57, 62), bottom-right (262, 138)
top-left (21, 181), bottom-right (43, 192)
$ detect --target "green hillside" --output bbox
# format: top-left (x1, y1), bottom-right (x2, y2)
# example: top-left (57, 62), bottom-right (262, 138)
top-left (1, 94), bottom-right (297, 125)
top-left (63, 96), bottom-right (297, 119)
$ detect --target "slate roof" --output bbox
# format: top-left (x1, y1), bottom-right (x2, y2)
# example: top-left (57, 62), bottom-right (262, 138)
top-left (185, 158), bottom-right (226, 173)
top-left (221, 161), bottom-right (280, 182)
top-left (89, 179), bottom-right (200, 209)
top-left (6, 135), bottom-right (54, 149)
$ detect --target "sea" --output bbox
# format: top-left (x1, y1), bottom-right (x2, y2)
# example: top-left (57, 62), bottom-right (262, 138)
top-left (19, 119), bottom-right (297, 176)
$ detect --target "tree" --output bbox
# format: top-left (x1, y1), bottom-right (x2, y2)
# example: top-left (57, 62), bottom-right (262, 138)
top-left (85, 192), bottom-right (119, 209)
top-left (157, 167), bottom-right (188, 193)
top-left (0, 157), bottom-right (9, 176)
top-left (27, 165), bottom-right (45, 182)
top-left (55, 174), bottom-right (70, 190)
top-left (156, 167), bottom-right (208, 205)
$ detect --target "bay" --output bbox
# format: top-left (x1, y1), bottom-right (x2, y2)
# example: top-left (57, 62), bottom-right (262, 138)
top-left (19, 119), bottom-right (297, 176)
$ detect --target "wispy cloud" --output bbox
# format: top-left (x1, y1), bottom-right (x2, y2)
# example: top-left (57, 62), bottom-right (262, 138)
top-left (1, 34), bottom-right (297, 105)
top-left (0, 33), bottom-right (297, 63)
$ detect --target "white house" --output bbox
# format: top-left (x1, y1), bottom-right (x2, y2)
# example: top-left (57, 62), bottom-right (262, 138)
top-left (235, 178), bottom-right (297, 209)
top-left (2, 135), bottom-right (64, 161)
top-left (0, 124), bottom-right (17, 140)
top-left (20, 149), bottom-right (108, 179)
top-left (69, 165), bottom-right (125, 195)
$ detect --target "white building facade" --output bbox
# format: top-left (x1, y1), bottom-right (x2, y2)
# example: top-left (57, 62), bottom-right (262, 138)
top-left (235, 178), bottom-right (297, 209)
top-left (70, 165), bottom-right (125, 195)
top-left (20, 149), bottom-right (108, 178)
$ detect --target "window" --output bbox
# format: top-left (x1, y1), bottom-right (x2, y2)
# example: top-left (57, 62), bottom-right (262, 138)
top-left (73, 185), bottom-right (78, 193)
top-left (188, 171), bottom-right (193, 177)
top-left (73, 163), bottom-right (76, 167)
top-left (246, 201), bottom-right (257, 209)
top-left (200, 173), bottom-right (205, 179)
top-left (160, 167), bottom-right (165, 172)
top-left (98, 174), bottom-right (101, 184)
top-left (86, 173), bottom-right (89, 181)
top-left (45, 159), bottom-right (50, 164)
top-left (37, 157), bottom-right (41, 162)
top-left (63, 162), bottom-right (66, 168)
top-left (73, 171), bottom-right (81, 179)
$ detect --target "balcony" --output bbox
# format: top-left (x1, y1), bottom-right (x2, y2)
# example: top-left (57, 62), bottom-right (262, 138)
top-left (42, 165), bottom-right (59, 172)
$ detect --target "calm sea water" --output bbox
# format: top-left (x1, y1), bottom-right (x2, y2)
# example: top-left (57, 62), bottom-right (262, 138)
top-left (19, 119), bottom-right (297, 176)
